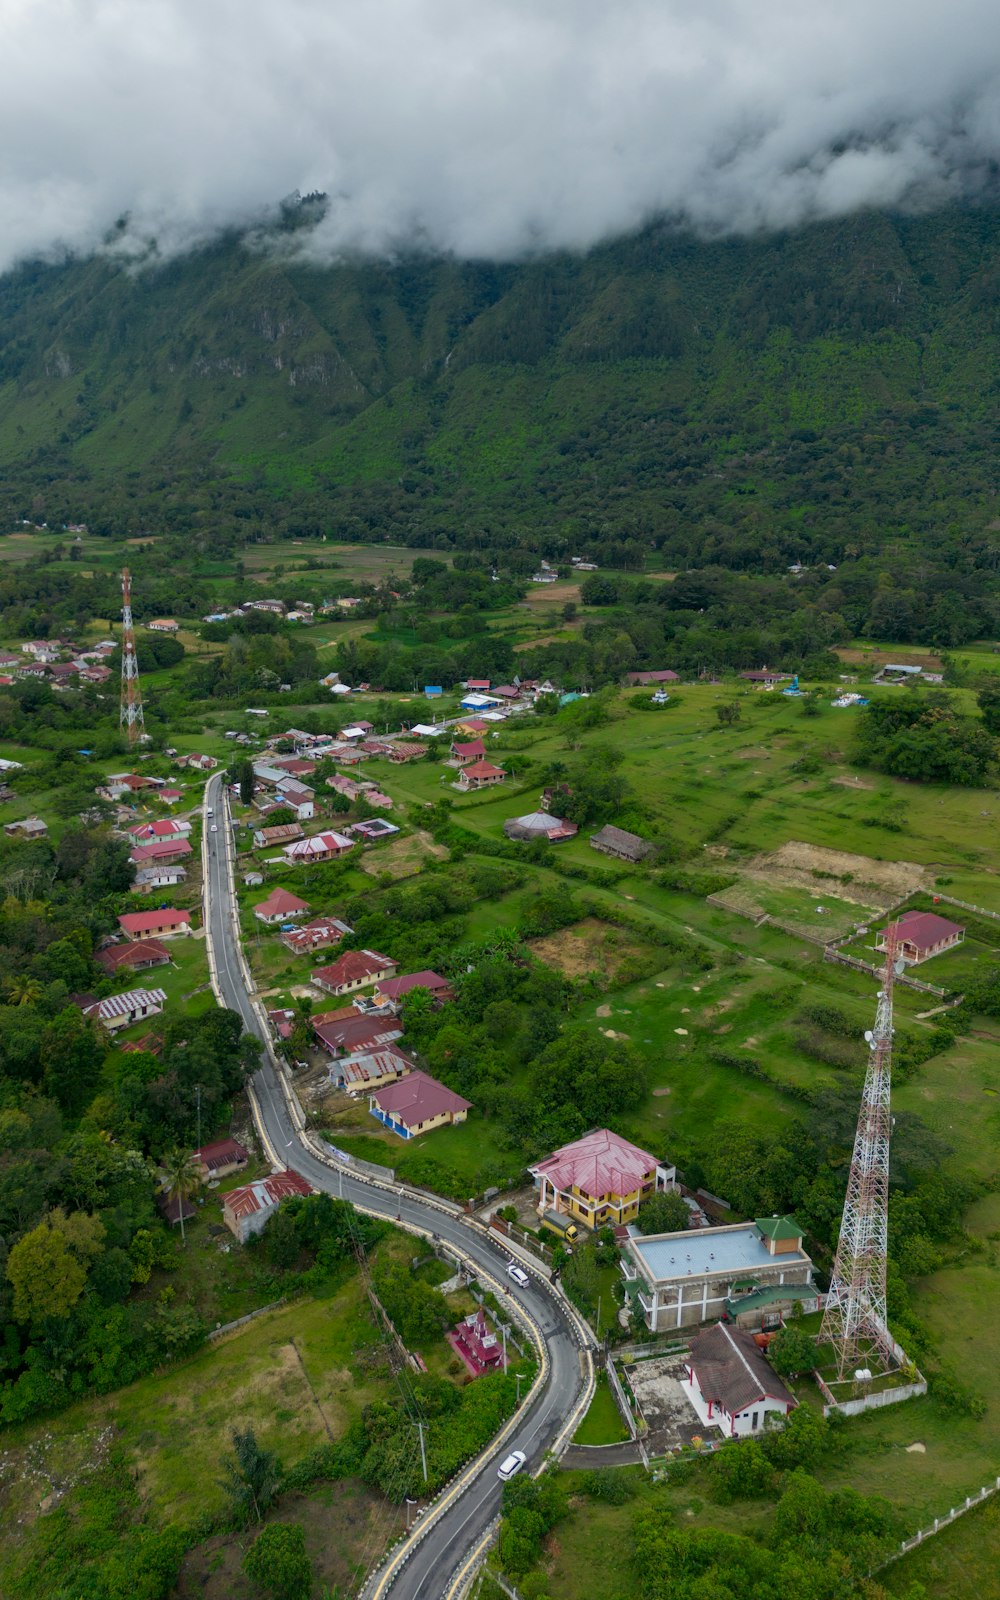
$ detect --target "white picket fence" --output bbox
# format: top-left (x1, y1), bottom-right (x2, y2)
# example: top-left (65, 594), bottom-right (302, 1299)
top-left (877, 1476), bottom-right (1000, 1571)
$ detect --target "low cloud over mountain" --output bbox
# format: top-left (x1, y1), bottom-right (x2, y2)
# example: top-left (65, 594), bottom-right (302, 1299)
top-left (5, 0), bottom-right (1000, 271)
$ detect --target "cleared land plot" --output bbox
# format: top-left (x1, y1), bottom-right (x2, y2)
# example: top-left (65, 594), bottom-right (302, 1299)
top-left (529, 917), bottom-right (662, 981)
top-left (355, 828), bottom-right (448, 879)
top-left (743, 840), bottom-right (930, 909)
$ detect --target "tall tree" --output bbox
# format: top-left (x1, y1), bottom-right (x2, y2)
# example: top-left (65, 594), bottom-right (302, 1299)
top-left (158, 1150), bottom-right (202, 1246)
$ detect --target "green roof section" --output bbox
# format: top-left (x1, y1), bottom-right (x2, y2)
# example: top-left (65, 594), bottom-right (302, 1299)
top-left (726, 1283), bottom-right (817, 1317)
top-left (754, 1215), bottom-right (803, 1242)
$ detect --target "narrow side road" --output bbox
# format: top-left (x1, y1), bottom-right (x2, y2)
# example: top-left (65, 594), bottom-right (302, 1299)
top-left (201, 775), bottom-right (592, 1598)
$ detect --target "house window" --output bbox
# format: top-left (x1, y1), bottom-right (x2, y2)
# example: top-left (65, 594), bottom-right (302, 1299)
top-left (751, 1411), bottom-right (759, 1431)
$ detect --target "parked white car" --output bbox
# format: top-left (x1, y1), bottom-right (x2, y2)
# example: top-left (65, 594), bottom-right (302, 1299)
top-left (497, 1450), bottom-right (526, 1482)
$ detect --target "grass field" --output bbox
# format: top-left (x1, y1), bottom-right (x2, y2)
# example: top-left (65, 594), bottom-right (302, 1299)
top-left (572, 1375), bottom-right (631, 1446)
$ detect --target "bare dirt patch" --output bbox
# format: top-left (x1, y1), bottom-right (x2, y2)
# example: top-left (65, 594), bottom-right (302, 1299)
top-left (744, 840), bottom-right (929, 909)
top-left (834, 645), bottom-right (944, 670)
top-left (523, 580), bottom-right (581, 606)
top-left (357, 829), bottom-right (447, 881)
top-left (529, 917), bottom-right (653, 981)
top-left (736, 746), bottom-right (770, 760)
top-left (832, 774), bottom-right (875, 790)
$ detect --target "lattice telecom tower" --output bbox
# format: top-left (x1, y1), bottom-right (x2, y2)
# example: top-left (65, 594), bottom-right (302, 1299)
top-left (819, 923), bottom-right (902, 1379)
top-left (119, 567), bottom-right (146, 746)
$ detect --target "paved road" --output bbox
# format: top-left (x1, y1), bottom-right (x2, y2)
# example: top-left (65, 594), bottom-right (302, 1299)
top-left (202, 775), bottom-right (590, 1598)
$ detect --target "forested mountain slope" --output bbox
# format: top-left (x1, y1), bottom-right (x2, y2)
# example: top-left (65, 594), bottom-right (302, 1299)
top-left (1, 204), bottom-right (1000, 589)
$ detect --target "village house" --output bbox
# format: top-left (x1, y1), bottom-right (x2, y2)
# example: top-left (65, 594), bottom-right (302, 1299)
top-left (387, 742), bottom-right (428, 763)
top-left (351, 818), bottom-right (400, 842)
top-left (129, 838), bottom-right (193, 867)
top-left (275, 781), bottom-right (315, 821)
top-left (253, 822), bottom-right (304, 849)
top-left (127, 818), bottom-right (191, 841)
top-left (99, 772), bottom-right (155, 802)
top-left (457, 760), bottom-right (507, 791)
top-left (620, 1215), bottom-right (815, 1333)
top-left (531, 1129), bottom-right (676, 1231)
top-left (223, 1170), bottom-right (312, 1243)
top-left (331, 1046), bottom-right (413, 1094)
top-left (626, 669), bottom-right (679, 686)
top-left (254, 888), bottom-right (311, 925)
top-left (147, 618), bottom-right (179, 633)
top-left (78, 987), bottom-right (168, 1032)
top-left (589, 824), bottom-right (654, 863)
top-left (118, 908), bottom-right (192, 939)
top-left (4, 816), bottom-right (48, 839)
top-left (79, 665), bottom-right (112, 685)
top-left (174, 752), bottom-right (218, 771)
top-left (450, 737), bottom-right (486, 765)
top-left (268, 1007), bottom-right (296, 1042)
top-left (312, 949), bottom-right (397, 997)
top-left (682, 1322), bottom-right (797, 1437)
top-left (270, 756), bottom-right (317, 779)
top-left (453, 716), bottom-right (489, 737)
top-left (876, 909), bottom-right (965, 965)
top-left (281, 830), bottom-right (355, 864)
top-left (369, 1070), bottom-right (471, 1139)
top-left (312, 1006), bottom-right (403, 1057)
top-left (372, 971), bottom-right (453, 1011)
top-left (192, 1138), bottom-right (249, 1181)
top-left (449, 1306), bottom-right (504, 1374)
top-left (280, 914), bottom-right (353, 956)
top-left (132, 863), bottom-right (187, 890)
top-left (157, 787), bottom-right (185, 806)
top-left (96, 938), bottom-right (171, 977)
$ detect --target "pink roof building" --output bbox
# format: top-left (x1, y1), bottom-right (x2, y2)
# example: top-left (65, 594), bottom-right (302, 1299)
top-left (118, 908), bottom-right (192, 938)
top-left (312, 949), bottom-right (396, 996)
top-left (876, 909), bottom-right (964, 965)
top-left (530, 1129), bottom-right (674, 1230)
top-left (450, 1306), bottom-right (504, 1374)
top-left (369, 1070), bottom-right (470, 1138)
top-left (129, 838), bottom-right (193, 865)
top-left (372, 971), bottom-right (453, 1010)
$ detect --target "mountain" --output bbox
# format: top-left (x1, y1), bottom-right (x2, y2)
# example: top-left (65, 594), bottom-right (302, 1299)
top-left (2, 205), bottom-right (1000, 577)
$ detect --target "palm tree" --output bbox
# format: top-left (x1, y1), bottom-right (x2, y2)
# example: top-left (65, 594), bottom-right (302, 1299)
top-left (5, 975), bottom-right (42, 1006)
top-left (158, 1150), bottom-right (203, 1246)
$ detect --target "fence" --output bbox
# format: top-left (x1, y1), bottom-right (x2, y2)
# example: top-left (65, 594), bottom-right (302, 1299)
top-left (932, 891), bottom-right (1000, 923)
top-left (320, 1139), bottom-right (395, 1185)
top-left (823, 945), bottom-right (949, 997)
top-left (822, 1376), bottom-right (927, 1418)
top-left (208, 1297), bottom-right (287, 1340)
top-left (605, 1355), bottom-right (639, 1439)
top-left (875, 1476), bottom-right (1000, 1572)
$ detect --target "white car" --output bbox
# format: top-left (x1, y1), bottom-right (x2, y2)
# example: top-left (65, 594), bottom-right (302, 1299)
top-left (497, 1450), bottom-right (526, 1482)
top-left (507, 1263), bottom-right (529, 1288)
top-left (211, 824), bottom-right (218, 832)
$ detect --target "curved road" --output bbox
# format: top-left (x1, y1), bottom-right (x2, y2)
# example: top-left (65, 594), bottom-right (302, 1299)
top-left (202, 774), bottom-right (590, 1597)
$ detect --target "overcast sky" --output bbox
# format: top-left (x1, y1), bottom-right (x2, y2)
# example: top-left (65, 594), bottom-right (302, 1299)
top-left (3, 0), bottom-right (1000, 272)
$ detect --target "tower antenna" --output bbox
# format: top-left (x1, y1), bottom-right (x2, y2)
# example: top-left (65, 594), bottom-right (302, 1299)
top-left (819, 922), bottom-right (901, 1378)
top-left (119, 566), bottom-right (146, 746)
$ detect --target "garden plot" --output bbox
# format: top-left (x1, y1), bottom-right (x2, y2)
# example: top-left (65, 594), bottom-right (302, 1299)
top-left (707, 881), bottom-right (862, 943)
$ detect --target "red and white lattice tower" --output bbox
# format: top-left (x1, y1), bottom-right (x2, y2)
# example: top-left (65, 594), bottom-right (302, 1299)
top-left (819, 923), bottom-right (901, 1379)
top-left (119, 567), bottom-right (146, 746)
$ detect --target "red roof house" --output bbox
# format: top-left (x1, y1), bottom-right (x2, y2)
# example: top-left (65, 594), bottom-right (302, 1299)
top-left (254, 888), bottom-right (311, 925)
top-left (372, 971), bottom-right (453, 1010)
top-left (118, 908), bottom-right (192, 939)
top-left (193, 1138), bottom-right (249, 1179)
top-left (450, 738), bottom-right (486, 765)
top-left (876, 909), bottom-right (964, 965)
top-left (129, 838), bottom-right (193, 865)
top-left (312, 949), bottom-right (397, 997)
top-left (627, 670), bottom-right (680, 686)
top-left (96, 938), bottom-right (171, 976)
top-left (369, 1070), bottom-right (471, 1138)
top-left (280, 914), bottom-right (353, 955)
top-left (222, 1170), bottom-right (312, 1243)
top-left (312, 1007), bottom-right (403, 1056)
top-left (457, 759), bottom-right (506, 790)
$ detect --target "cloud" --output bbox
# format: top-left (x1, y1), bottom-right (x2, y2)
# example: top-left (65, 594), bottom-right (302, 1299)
top-left (2, 0), bottom-right (1000, 272)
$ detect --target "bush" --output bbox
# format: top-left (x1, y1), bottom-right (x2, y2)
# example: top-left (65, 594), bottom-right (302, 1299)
top-left (242, 1523), bottom-right (312, 1600)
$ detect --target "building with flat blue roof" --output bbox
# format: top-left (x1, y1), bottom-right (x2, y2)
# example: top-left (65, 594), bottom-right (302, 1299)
top-left (621, 1216), bottom-right (814, 1333)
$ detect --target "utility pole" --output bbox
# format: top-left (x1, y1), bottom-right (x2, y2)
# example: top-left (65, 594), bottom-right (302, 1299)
top-left (500, 1322), bottom-right (509, 1371)
top-left (119, 567), bottom-right (146, 745)
top-left (819, 923), bottom-right (903, 1378)
top-left (515, 1371), bottom-right (525, 1404)
top-left (414, 1421), bottom-right (428, 1484)
top-left (195, 1084), bottom-right (202, 1151)
top-left (405, 1497), bottom-right (417, 1529)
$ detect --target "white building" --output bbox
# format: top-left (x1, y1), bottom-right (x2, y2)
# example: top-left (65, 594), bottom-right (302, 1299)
top-left (621, 1216), bottom-right (814, 1332)
top-left (683, 1321), bottom-right (796, 1437)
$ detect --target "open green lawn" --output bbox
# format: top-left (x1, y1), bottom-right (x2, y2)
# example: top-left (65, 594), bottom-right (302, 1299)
top-left (572, 1375), bottom-right (631, 1446)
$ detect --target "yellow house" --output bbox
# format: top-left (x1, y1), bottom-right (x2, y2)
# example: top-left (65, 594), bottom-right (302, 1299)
top-left (369, 1070), bottom-right (470, 1139)
top-left (530, 1129), bottom-right (676, 1230)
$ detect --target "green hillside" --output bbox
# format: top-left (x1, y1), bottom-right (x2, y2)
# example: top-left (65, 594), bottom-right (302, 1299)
top-left (2, 204), bottom-right (1000, 588)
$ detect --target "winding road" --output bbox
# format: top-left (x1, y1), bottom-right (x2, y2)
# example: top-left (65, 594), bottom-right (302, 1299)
top-left (201, 774), bottom-right (592, 1598)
